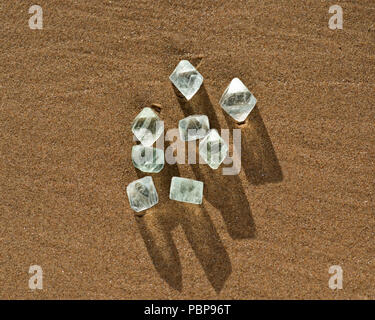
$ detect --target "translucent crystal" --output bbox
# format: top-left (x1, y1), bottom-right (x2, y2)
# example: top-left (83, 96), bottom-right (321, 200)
top-left (199, 129), bottom-right (228, 169)
top-left (219, 78), bottom-right (257, 122)
top-left (132, 145), bottom-right (164, 173)
top-left (169, 60), bottom-right (203, 100)
top-left (126, 176), bottom-right (158, 213)
top-left (132, 107), bottom-right (164, 147)
top-left (178, 115), bottom-right (210, 141)
top-left (169, 177), bottom-right (204, 205)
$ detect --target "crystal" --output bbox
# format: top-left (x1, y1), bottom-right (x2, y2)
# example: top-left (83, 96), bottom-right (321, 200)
top-left (178, 115), bottom-right (210, 141)
top-left (126, 176), bottom-right (158, 213)
top-left (199, 129), bottom-right (228, 169)
top-left (219, 78), bottom-right (257, 122)
top-left (132, 145), bottom-right (164, 173)
top-left (169, 60), bottom-right (203, 100)
top-left (132, 107), bottom-right (164, 147)
top-left (169, 177), bottom-right (204, 205)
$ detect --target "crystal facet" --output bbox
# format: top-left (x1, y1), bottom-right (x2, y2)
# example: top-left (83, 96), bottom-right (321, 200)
top-left (126, 176), bottom-right (158, 213)
top-left (132, 145), bottom-right (164, 173)
top-left (199, 129), bottom-right (228, 169)
top-left (169, 60), bottom-right (203, 100)
top-left (132, 107), bottom-right (164, 147)
top-left (178, 115), bottom-right (210, 141)
top-left (169, 177), bottom-right (204, 205)
top-left (219, 78), bottom-right (257, 122)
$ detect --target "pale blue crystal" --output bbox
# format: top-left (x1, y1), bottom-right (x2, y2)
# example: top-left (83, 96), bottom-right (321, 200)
top-left (219, 78), bottom-right (257, 122)
top-left (169, 177), bottom-right (203, 205)
top-left (169, 60), bottom-right (203, 100)
top-left (132, 107), bottom-right (164, 147)
top-left (178, 115), bottom-right (209, 141)
top-left (199, 129), bottom-right (228, 169)
top-left (132, 145), bottom-right (164, 173)
top-left (126, 176), bottom-right (158, 213)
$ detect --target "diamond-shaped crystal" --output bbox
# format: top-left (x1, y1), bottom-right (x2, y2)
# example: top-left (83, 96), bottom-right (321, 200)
top-left (132, 107), bottom-right (164, 147)
top-left (178, 115), bottom-right (209, 141)
top-left (132, 145), bottom-right (164, 173)
top-left (219, 78), bottom-right (257, 122)
top-left (169, 177), bottom-right (204, 205)
top-left (169, 60), bottom-right (203, 100)
top-left (126, 176), bottom-right (158, 213)
top-left (199, 129), bottom-right (228, 169)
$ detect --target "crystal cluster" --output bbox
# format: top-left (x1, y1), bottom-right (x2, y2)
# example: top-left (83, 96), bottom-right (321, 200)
top-left (126, 176), bottom-right (158, 213)
top-left (178, 115), bottom-right (209, 141)
top-left (127, 60), bottom-right (258, 213)
top-left (169, 177), bottom-right (204, 205)
top-left (169, 60), bottom-right (203, 100)
top-left (219, 78), bottom-right (257, 122)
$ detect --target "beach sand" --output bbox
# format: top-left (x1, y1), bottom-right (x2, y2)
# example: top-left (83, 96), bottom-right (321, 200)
top-left (1, 0), bottom-right (374, 299)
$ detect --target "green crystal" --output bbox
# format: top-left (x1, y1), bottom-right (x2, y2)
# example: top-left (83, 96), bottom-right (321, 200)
top-left (178, 115), bottom-right (209, 141)
top-left (169, 60), bottom-right (203, 100)
top-left (219, 78), bottom-right (257, 122)
top-left (132, 145), bottom-right (164, 173)
top-left (126, 176), bottom-right (158, 213)
top-left (132, 107), bottom-right (164, 147)
top-left (169, 177), bottom-right (203, 205)
top-left (199, 129), bottom-right (228, 169)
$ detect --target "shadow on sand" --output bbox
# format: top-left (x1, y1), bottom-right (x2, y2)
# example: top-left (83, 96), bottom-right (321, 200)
top-left (134, 141), bottom-right (231, 293)
top-left (222, 106), bottom-right (283, 185)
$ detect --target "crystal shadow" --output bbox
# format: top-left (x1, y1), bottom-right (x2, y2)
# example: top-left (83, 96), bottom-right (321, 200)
top-left (134, 141), bottom-right (231, 293)
top-left (173, 83), bottom-right (256, 239)
top-left (135, 206), bottom-right (182, 291)
top-left (223, 106), bottom-right (283, 185)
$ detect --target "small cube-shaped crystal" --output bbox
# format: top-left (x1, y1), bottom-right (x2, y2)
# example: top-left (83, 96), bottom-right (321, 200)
top-left (169, 60), bottom-right (203, 100)
top-left (178, 115), bottom-right (209, 141)
top-left (126, 176), bottom-right (158, 213)
top-left (169, 177), bottom-right (204, 205)
top-left (132, 107), bottom-right (164, 147)
top-left (132, 145), bottom-right (164, 173)
top-left (219, 78), bottom-right (257, 122)
top-left (199, 129), bottom-right (228, 169)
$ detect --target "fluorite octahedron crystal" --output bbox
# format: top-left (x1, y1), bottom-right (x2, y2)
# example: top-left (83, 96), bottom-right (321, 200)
top-left (169, 177), bottom-right (204, 205)
top-left (169, 60), bottom-right (203, 100)
top-left (127, 176), bottom-right (158, 213)
top-left (132, 107), bottom-right (164, 147)
top-left (132, 145), bottom-right (164, 173)
top-left (199, 129), bottom-right (228, 169)
top-left (178, 115), bottom-right (210, 141)
top-left (219, 78), bottom-right (257, 122)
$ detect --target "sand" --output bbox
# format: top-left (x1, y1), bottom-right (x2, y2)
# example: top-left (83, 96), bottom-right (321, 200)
top-left (1, 0), bottom-right (374, 299)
